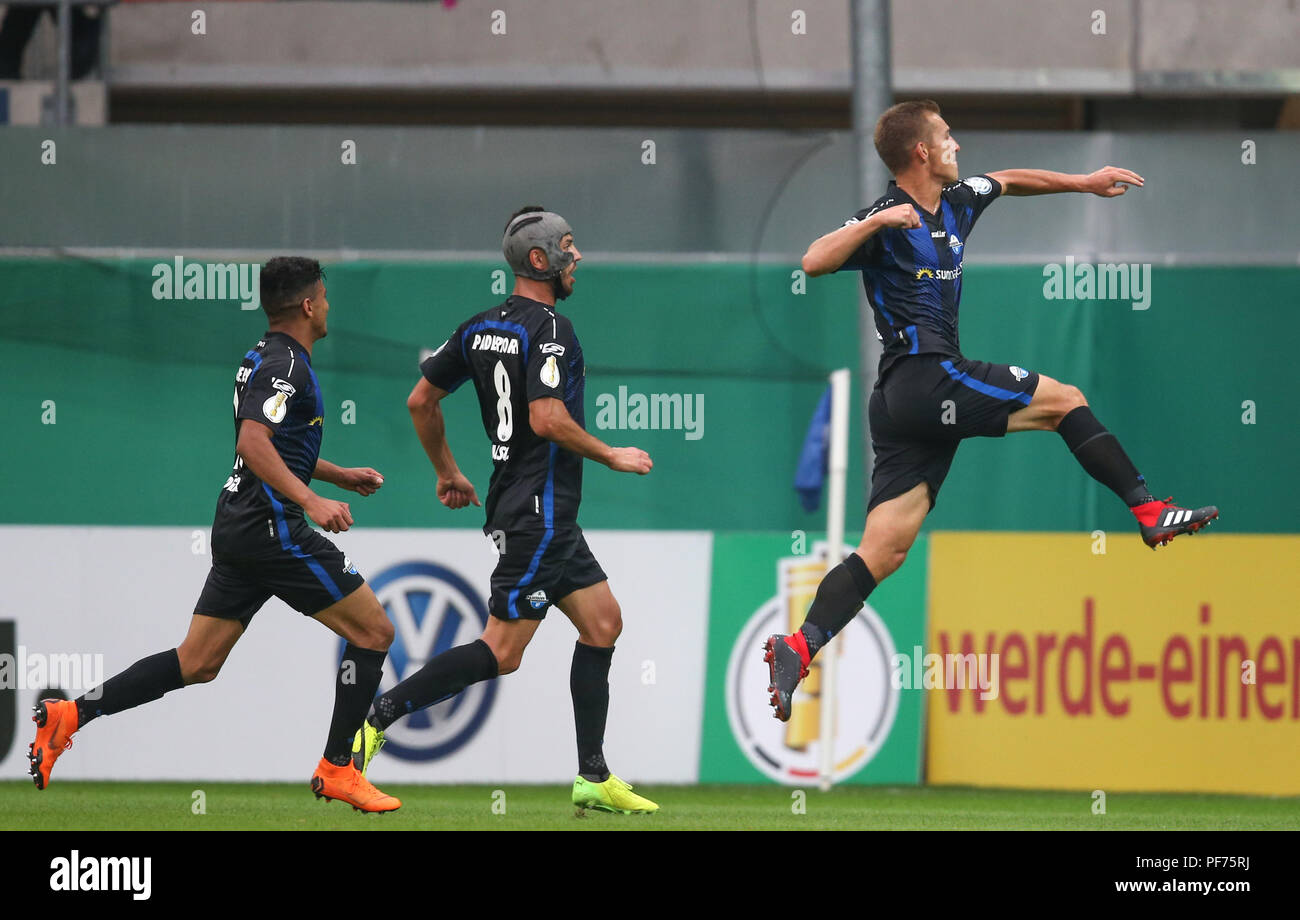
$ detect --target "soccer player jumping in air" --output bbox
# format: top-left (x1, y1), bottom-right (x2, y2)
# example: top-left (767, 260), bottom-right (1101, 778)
top-left (764, 101), bottom-right (1218, 721)
top-left (30, 258), bottom-right (402, 812)
top-left (351, 207), bottom-right (659, 814)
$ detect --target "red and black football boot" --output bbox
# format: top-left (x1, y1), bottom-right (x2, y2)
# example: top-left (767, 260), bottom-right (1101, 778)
top-left (763, 632), bottom-right (812, 722)
top-left (1132, 497), bottom-right (1219, 549)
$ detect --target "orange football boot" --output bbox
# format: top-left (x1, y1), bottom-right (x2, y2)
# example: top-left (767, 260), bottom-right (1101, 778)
top-left (29, 699), bottom-right (80, 790)
top-left (310, 758), bottom-right (402, 813)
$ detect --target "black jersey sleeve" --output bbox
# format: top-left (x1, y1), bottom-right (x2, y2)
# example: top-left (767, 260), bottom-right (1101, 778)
top-left (525, 314), bottom-right (574, 403)
top-left (834, 200), bottom-right (894, 272)
top-left (945, 175), bottom-right (1003, 233)
top-left (420, 326), bottom-right (472, 393)
top-left (237, 342), bottom-right (307, 431)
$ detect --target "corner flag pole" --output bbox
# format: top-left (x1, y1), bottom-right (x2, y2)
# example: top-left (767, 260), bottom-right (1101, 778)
top-left (815, 0), bottom-right (889, 794)
top-left (819, 368), bottom-right (851, 791)
top-left (817, 0), bottom-right (889, 793)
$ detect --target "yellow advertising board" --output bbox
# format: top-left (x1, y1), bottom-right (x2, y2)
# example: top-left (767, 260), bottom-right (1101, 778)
top-left (927, 533), bottom-right (1299, 795)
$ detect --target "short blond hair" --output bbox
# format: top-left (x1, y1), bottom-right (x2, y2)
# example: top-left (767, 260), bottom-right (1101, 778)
top-left (873, 100), bottom-right (941, 175)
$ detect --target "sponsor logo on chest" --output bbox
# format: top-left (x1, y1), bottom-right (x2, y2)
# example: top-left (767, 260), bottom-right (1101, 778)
top-left (915, 266), bottom-right (963, 281)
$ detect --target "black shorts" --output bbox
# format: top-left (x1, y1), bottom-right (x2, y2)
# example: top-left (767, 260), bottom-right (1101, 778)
top-left (488, 525), bottom-right (607, 621)
top-left (193, 523), bottom-right (366, 628)
top-left (867, 354), bottom-right (1040, 513)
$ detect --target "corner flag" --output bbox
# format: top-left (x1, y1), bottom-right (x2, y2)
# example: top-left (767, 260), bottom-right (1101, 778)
top-left (794, 385), bottom-right (833, 512)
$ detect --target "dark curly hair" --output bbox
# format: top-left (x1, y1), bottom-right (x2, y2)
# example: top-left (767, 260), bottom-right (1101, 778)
top-left (259, 256), bottom-right (325, 322)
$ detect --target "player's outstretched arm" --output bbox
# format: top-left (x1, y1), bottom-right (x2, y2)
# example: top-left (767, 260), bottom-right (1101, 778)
top-left (529, 397), bottom-right (652, 474)
top-left (988, 166), bottom-right (1143, 197)
top-left (407, 376), bottom-right (480, 509)
top-left (802, 203), bottom-right (921, 276)
top-left (237, 421), bottom-right (354, 532)
top-left (313, 458), bottom-right (384, 496)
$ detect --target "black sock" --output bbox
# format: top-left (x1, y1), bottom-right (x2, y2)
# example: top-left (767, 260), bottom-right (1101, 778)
top-left (324, 643), bottom-right (386, 766)
top-left (571, 642), bottom-right (613, 782)
top-left (75, 649), bottom-right (184, 728)
top-left (368, 638), bottom-right (498, 731)
top-left (801, 553), bottom-right (877, 658)
top-left (1057, 406), bottom-right (1155, 506)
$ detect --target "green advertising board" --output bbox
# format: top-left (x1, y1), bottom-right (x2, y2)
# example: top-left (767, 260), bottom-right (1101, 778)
top-left (700, 532), bottom-right (928, 785)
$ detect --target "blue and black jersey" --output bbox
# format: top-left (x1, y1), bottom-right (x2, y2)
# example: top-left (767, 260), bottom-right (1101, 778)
top-left (211, 330), bottom-right (325, 553)
top-left (838, 174), bottom-right (1002, 378)
top-left (421, 294), bottom-right (586, 533)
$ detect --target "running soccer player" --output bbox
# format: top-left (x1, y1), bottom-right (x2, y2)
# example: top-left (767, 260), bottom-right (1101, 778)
top-left (351, 207), bottom-right (659, 814)
top-left (29, 257), bottom-right (402, 812)
top-left (764, 100), bottom-right (1218, 721)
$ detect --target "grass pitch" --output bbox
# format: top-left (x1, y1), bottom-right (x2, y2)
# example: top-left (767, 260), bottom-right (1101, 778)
top-left (3, 781), bottom-right (1298, 831)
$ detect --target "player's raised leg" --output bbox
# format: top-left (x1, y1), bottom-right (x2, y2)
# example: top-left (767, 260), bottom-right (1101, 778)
top-left (558, 580), bottom-right (657, 815)
top-left (29, 613), bottom-right (242, 789)
top-left (358, 616), bottom-right (536, 773)
top-left (309, 583), bottom-right (401, 813)
top-left (766, 480), bottom-right (929, 722)
top-left (1008, 374), bottom-right (1217, 548)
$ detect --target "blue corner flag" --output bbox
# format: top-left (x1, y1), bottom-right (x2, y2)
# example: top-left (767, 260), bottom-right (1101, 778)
top-left (794, 385), bottom-right (833, 512)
